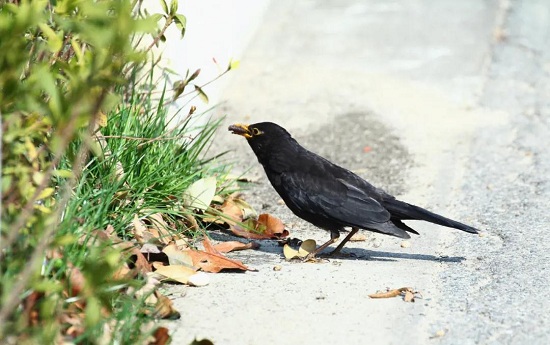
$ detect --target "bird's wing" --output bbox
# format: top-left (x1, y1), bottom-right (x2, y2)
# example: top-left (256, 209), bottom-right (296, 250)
top-left (280, 171), bottom-right (391, 226)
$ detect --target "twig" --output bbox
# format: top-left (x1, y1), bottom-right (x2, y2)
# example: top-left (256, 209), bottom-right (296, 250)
top-left (99, 132), bottom-right (194, 143)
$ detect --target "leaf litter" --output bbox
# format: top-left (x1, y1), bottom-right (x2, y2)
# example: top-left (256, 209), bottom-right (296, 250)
top-left (49, 177), bottom-right (297, 343)
top-left (368, 287), bottom-right (422, 302)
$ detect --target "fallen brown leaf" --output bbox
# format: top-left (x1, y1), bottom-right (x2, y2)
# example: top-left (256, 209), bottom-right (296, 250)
top-left (153, 291), bottom-right (180, 319)
top-left (67, 265), bottom-right (86, 297)
top-left (229, 213), bottom-right (289, 240)
top-left (205, 194), bottom-right (257, 225)
top-left (212, 241), bottom-right (260, 253)
top-left (146, 212), bottom-right (173, 244)
top-left (132, 214), bottom-right (148, 243)
top-left (149, 327), bottom-right (171, 345)
top-left (128, 247), bottom-right (152, 274)
top-left (187, 248), bottom-right (251, 273)
top-left (403, 290), bottom-right (415, 302)
top-left (368, 287), bottom-right (419, 302)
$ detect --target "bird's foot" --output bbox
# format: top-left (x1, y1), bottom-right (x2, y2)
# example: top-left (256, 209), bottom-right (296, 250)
top-left (301, 252), bottom-right (328, 263)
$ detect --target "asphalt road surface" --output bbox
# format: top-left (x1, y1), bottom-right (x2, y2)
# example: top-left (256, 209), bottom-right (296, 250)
top-left (169, 1), bottom-right (550, 344)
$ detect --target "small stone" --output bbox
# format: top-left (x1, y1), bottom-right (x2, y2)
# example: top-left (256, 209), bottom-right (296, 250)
top-left (273, 265), bottom-right (282, 271)
top-left (400, 240), bottom-right (411, 248)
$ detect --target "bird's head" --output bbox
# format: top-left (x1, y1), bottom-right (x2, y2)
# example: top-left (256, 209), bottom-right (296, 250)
top-left (228, 122), bottom-right (293, 161)
top-left (228, 122), bottom-right (291, 141)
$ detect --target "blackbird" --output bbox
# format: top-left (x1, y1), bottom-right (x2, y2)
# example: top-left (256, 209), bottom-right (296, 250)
top-left (229, 122), bottom-right (479, 257)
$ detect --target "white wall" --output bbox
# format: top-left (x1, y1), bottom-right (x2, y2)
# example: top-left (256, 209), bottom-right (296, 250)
top-left (141, 0), bottom-right (270, 124)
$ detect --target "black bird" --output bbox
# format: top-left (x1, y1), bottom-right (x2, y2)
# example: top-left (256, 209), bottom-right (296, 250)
top-left (229, 122), bottom-right (479, 257)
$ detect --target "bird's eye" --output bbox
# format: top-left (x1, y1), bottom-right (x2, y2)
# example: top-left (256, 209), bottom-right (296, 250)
top-left (252, 128), bottom-right (262, 136)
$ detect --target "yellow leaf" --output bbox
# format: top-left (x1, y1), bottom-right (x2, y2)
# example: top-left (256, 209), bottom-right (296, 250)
top-left (96, 111), bottom-right (108, 127)
top-left (34, 204), bottom-right (51, 214)
top-left (154, 265), bottom-right (197, 284)
top-left (183, 177), bottom-right (217, 211)
top-left (283, 244), bottom-right (300, 260)
top-left (162, 243), bottom-right (194, 267)
top-left (53, 169), bottom-right (73, 178)
top-left (37, 187), bottom-right (54, 200)
top-left (297, 239), bottom-right (317, 257)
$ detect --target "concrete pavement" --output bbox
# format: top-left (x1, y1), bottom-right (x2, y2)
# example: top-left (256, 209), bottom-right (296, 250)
top-left (169, 1), bottom-right (550, 344)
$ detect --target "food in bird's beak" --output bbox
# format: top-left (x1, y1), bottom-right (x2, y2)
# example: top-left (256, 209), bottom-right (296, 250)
top-left (228, 124), bottom-right (251, 138)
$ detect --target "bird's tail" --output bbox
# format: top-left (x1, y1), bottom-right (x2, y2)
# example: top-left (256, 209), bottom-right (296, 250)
top-left (383, 199), bottom-right (479, 234)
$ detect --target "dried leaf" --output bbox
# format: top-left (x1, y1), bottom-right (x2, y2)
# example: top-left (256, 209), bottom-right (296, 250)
top-left (297, 239), bottom-right (316, 257)
top-left (183, 177), bottom-right (217, 211)
top-left (229, 213), bottom-right (289, 240)
top-left (23, 291), bottom-right (43, 326)
top-left (154, 291), bottom-right (180, 319)
top-left (403, 290), bottom-right (415, 302)
top-left (154, 265), bottom-right (197, 284)
top-left (146, 212), bottom-right (173, 244)
top-left (150, 326), bottom-right (171, 345)
top-left (132, 214), bottom-right (148, 243)
top-left (368, 287), bottom-right (417, 301)
top-left (206, 195), bottom-right (257, 225)
top-left (187, 247), bottom-right (252, 273)
top-left (283, 244), bottom-right (300, 260)
top-left (162, 243), bottom-right (194, 267)
top-left (369, 288), bottom-right (405, 299)
top-left (212, 241), bottom-right (259, 253)
top-left (128, 247), bottom-right (152, 274)
top-left (256, 213), bottom-right (285, 234)
top-left (67, 266), bottom-right (86, 297)
top-left (284, 239), bottom-right (317, 260)
top-left (141, 243), bottom-right (161, 254)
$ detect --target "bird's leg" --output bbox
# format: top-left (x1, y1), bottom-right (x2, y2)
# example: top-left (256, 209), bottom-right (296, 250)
top-left (303, 230), bottom-right (340, 261)
top-left (328, 227), bottom-right (359, 257)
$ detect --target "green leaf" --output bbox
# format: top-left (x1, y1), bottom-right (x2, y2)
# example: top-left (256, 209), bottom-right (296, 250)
top-left (169, 0), bottom-right (178, 15)
top-left (160, 0), bottom-right (169, 15)
top-left (53, 169), bottom-right (74, 178)
top-left (38, 23), bottom-right (63, 52)
top-left (85, 296), bottom-right (101, 327)
top-left (173, 14), bottom-right (187, 38)
top-left (172, 80), bottom-right (187, 100)
top-left (194, 85), bottom-right (209, 104)
top-left (187, 69), bottom-right (200, 83)
top-left (34, 279), bottom-right (63, 293)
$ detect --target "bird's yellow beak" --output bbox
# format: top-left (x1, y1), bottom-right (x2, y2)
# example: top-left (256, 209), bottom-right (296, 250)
top-left (228, 123), bottom-right (252, 138)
